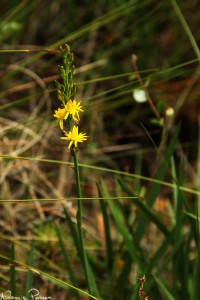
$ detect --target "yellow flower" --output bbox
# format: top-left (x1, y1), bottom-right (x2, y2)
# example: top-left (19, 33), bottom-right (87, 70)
top-left (53, 107), bottom-right (68, 130)
top-left (54, 99), bottom-right (83, 130)
top-left (64, 99), bottom-right (83, 123)
top-left (61, 125), bottom-right (88, 148)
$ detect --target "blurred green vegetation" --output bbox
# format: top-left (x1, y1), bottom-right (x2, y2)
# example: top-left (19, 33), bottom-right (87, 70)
top-left (0, 0), bottom-right (200, 299)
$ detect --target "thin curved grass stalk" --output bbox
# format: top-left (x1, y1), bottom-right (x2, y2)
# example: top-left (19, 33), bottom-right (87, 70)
top-left (0, 253), bottom-right (99, 300)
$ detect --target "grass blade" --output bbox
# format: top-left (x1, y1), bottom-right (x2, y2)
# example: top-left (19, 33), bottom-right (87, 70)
top-left (10, 242), bottom-right (16, 296)
top-left (170, 0), bottom-right (200, 60)
top-left (26, 243), bottom-right (34, 300)
top-left (119, 178), bottom-right (169, 236)
top-left (0, 253), bottom-right (99, 300)
top-left (101, 180), bottom-right (145, 272)
top-left (153, 275), bottom-right (176, 300)
top-left (63, 207), bottom-right (80, 255)
top-left (197, 115), bottom-right (200, 257)
top-left (96, 183), bottom-right (113, 270)
top-left (63, 207), bottom-right (100, 298)
top-left (54, 223), bottom-right (80, 300)
top-left (134, 124), bottom-right (180, 242)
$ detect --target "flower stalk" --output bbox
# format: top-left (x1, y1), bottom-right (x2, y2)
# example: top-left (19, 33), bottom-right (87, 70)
top-left (53, 44), bottom-right (91, 293)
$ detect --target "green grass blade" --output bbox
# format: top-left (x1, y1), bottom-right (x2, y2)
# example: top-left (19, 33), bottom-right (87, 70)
top-left (154, 235), bottom-right (184, 281)
top-left (54, 223), bottom-right (80, 300)
top-left (197, 116), bottom-right (200, 257)
top-left (189, 116), bottom-right (200, 298)
top-left (119, 178), bottom-right (169, 236)
top-left (171, 157), bottom-right (184, 231)
top-left (26, 243), bottom-right (34, 300)
top-left (10, 242), bottom-right (16, 296)
top-left (170, 157), bottom-right (186, 297)
top-left (96, 183), bottom-right (113, 270)
top-left (84, 258), bottom-right (101, 299)
top-left (134, 124), bottom-right (180, 242)
top-left (63, 207), bottom-right (80, 255)
top-left (170, 0), bottom-right (200, 60)
top-left (184, 211), bottom-right (200, 222)
top-left (0, 253), bottom-right (99, 300)
top-left (146, 229), bottom-right (175, 273)
top-left (191, 258), bottom-right (200, 300)
top-left (101, 180), bottom-right (145, 272)
top-left (153, 275), bottom-right (176, 300)
top-left (116, 252), bottom-right (134, 300)
top-left (147, 124), bottom-right (180, 208)
top-left (181, 231), bottom-right (192, 299)
top-left (1, 154), bottom-right (199, 197)
top-left (63, 208), bottom-right (100, 298)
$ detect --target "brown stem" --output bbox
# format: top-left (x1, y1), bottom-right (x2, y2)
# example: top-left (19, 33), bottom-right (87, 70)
top-left (131, 54), bottom-right (161, 121)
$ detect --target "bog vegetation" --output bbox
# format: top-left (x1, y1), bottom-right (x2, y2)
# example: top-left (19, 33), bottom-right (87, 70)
top-left (0, 0), bottom-right (200, 299)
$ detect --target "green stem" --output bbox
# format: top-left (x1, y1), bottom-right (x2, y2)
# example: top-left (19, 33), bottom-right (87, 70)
top-left (170, 0), bottom-right (200, 61)
top-left (73, 152), bottom-right (92, 294)
top-left (73, 151), bottom-right (82, 201)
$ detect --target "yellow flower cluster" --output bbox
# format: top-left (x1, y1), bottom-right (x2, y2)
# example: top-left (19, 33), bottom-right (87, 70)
top-left (54, 45), bottom-right (88, 150)
top-left (54, 98), bottom-right (88, 149)
top-left (54, 99), bottom-right (83, 129)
